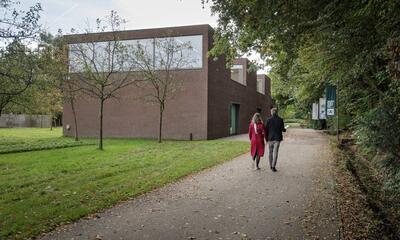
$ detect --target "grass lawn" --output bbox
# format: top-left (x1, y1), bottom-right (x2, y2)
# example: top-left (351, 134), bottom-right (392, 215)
top-left (285, 119), bottom-right (306, 128)
top-left (0, 128), bottom-right (94, 154)
top-left (0, 130), bottom-right (249, 239)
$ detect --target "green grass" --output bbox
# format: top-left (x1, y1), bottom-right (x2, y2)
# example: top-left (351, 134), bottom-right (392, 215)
top-left (0, 128), bottom-right (94, 153)
top-left (285, 119), bottom-right (306, 128)
top-left (0, 134), bottom-right (248, 239)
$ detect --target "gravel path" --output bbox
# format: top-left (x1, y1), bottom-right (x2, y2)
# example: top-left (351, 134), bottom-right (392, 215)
top-left (40, 128), bottom-right (338, 240)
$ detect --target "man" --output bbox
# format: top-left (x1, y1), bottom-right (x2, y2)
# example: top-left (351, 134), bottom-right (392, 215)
top-left (265, 108), bottom-right (286, 172)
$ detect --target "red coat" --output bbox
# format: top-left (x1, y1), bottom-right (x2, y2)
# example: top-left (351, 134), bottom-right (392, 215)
top-left (249, 121), bottom-right (266, 157)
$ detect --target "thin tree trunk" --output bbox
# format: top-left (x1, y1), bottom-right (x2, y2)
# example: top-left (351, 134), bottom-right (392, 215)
top-left (70, 99), bottom-right (79, 141)
top-left (99, 99), bottom-right (104, 150)
top-left (50, 114), bottom-right (53, 131)
top-left (158, 104), bottom-right (164, 143)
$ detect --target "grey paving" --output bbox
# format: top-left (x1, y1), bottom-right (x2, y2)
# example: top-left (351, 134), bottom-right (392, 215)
top-left (40, 128), bottom-right (338, 240)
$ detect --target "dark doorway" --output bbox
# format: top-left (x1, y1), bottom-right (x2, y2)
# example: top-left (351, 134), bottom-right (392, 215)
top-left (230, 104), bottom-right (240, 135)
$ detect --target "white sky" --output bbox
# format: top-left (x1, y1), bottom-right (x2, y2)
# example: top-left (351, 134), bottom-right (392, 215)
top-left (22, 0), bottom-right (269, 73)
top-left (22, 0), bottom-right (217, 34)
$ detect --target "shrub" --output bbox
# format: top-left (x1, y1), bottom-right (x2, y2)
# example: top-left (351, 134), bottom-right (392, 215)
top-left (355, 95), bottom-right (400, 170)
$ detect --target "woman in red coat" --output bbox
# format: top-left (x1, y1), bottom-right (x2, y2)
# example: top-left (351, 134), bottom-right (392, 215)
top-left (249, 113), bottom-right (266, 170)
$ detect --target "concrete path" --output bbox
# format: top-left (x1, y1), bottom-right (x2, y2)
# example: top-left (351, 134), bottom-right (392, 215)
top-left (41, 128), bottom-right (338, 240)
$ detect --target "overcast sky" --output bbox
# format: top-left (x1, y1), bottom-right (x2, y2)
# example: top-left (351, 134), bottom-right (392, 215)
top-left (21, 0), bottom-right (268, 73)
top-left (23, 0), bottom-right (217, 34)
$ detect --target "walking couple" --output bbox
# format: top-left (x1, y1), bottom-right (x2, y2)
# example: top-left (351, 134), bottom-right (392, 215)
top-left (249, 108), bottom-right (286, 171)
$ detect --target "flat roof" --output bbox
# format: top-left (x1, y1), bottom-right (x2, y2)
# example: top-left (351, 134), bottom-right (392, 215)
top-left (64, 24), bottom-right (213, 44)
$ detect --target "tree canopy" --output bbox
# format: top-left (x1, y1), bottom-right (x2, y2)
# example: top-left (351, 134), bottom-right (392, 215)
top-left (208, 0), bottom-right (399, 106)
top-left (0, 0), bottom-right (43, 115)
top-left (208, 2), bottom-right (400, 227)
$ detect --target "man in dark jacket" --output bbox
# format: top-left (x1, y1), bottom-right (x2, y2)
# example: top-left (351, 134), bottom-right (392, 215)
top-left (265, 108), bottom-right (286, 172)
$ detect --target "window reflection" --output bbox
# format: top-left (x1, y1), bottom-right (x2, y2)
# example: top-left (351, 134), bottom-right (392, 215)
top-left (69, 35), bottom-right (203, 73)
top-left (257, 76), bottom-right (265, 94)
top-left (231, 64), bottom-right (245, 85)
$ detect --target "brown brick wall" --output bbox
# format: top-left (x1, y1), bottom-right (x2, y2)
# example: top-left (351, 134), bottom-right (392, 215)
top-left (62, 24), bottom-right (272, 140)
top-left (63, 25), bottom-right (210, 140)
top-left (207, 57), bottom-right (272, 139)
top-left (63, 69), bottom-right (209, 140)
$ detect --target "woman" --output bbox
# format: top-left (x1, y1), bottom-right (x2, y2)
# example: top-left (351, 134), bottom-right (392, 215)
top-left (248, 113), bottom-right (266, 170)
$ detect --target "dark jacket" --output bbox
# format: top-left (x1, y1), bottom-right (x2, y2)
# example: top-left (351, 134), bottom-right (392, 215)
top-left (265, 115), bottom-right (286, 141)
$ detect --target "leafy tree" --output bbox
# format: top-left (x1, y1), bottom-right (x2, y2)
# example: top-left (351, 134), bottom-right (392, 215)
top-left (207, 0), bottom-right (400, 135)
top-left (0, 0), bottom-right (41, 40)
top-left (51, 34), bottom-right (81, 140)
top-left (0, 0), bottom-right (42, 116)
top-left (206, 0), bottom-right (398, 108)
top-left (207, 1), bottom-right (400, 232)
top-left (32, 76), bottom-right (63, 130)
top-left (38, 32), bottom-right (80, 136)
top-left (0, 41), bottom-right (39, 116)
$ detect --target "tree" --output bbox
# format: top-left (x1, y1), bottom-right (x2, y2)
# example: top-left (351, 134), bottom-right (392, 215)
top-left (62, 73), bottom-right (81, 140)
top-left (39, 32), bottom-right (80, 137)
top-left (206, 0), bottom-right (400, 124)
top-left (0, 0), bottom-right (41, 40)
top-left (207, 0), bottom-right (400, 111)
top-left (207, 1), bottom-right (400, 226)
top-left (0, 42), bottom-right (39, 116)
top-left (51, 33), bottom-right (81, 140)
top-left (131, 36), bottom-right (194, 143)
top-left (33, 80), bottom-right (63, 130)
top-left (0, 0), bottom-right (42, 116)
top-left (68, 11), bottom-right (138, 149)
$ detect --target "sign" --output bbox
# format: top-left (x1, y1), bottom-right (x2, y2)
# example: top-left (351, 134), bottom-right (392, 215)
top-left (326, 85), bottom-right (336, 116)
top-left (312, 103), bottom-right (319, 120)
top-left (327, 100), bottom-right (335, 115)
top-left (319, 98), bottom-right (326, 119)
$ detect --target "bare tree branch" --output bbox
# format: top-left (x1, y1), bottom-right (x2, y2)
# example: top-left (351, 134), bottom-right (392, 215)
top-left (131, 35), bottom-right (196, 142)
top-left (67, 11), bottom-right (137, 150)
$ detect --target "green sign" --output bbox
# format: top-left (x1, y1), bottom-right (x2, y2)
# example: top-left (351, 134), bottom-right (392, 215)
top-left (325, 85), bottom-right (336, 116)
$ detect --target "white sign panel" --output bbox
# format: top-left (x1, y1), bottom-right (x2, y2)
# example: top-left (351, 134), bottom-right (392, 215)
top-left (327, 100), bottom-right (335, 116)
top-left (319, 98), bottom-right (326, 120)
top-left (312, 103), bottom-right (319, 120)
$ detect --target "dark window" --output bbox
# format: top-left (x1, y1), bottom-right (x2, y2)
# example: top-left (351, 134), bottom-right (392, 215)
top-left (230, 104), bottom-right (240, 135)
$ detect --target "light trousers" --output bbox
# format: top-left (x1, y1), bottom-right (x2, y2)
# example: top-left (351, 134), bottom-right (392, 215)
top-left (268, 141), bottom-right (281, 168)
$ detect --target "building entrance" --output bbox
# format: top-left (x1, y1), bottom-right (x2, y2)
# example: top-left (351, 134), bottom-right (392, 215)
top-left (230, 104), bottom-right (240, 135)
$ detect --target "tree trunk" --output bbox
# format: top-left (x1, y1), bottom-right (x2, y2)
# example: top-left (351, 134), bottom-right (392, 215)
top-left (70, 99), bottom-right (79, 141)
top-left (158, 104), bottom-right (164, 143)
top-left (50, 114), bottom-right (53, 131)
top-left (99, 99), bottom-right (104, 150)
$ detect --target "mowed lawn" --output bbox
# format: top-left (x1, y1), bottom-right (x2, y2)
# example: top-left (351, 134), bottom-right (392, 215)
top-left (0, 128), bottom-right (249, 239)
top-left (0, 127), bottom-right (94, 153)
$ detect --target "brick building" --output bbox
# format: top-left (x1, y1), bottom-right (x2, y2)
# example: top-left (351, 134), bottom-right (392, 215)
top-left (63, 24), bottom-right (272, 140)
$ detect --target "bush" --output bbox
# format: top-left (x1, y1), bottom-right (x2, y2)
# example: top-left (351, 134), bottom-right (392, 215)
top-left (326, 114), bottom-right (352, 132)
top-left (355, 96), bottom-right (400, 170)
top-left (354, 81), bottom-right (400, 221)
